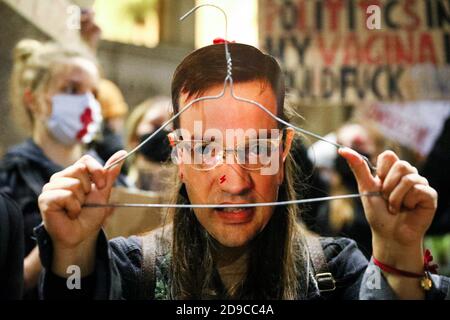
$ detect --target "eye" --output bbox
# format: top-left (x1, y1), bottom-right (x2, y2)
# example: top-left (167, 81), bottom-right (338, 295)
top-left (62, 84), bottom-right (77, 94)
top-left (180, 142), bottom-right (193, 153)
top-left (193, 144), bottom-right (205, 155)
top-left (61, 81), bottom-right (82, 95)
top-left (195, 142), bottom-right (220, 156)
top-left (248, 141), bottom-right (270, 156)
top-left (190, 142), bottom-right (209, 156)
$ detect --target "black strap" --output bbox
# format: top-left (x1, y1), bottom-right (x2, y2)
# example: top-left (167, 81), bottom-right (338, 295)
top-left (139, 226), bottom-right (173, 300)
top-left (17, 161), bottom-right (48, 196)
top-left (305, 236), bottom-right (336, 293)
top-left (139, 233), bottom-right (158, 300)
top-left (1, 157), bottom-right (48, 197)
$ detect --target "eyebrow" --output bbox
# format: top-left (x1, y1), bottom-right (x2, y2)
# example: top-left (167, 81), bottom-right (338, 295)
top-left (190, 134), bottom-right (216, 141)
top-left (60, 80), bottom-right (82, 89)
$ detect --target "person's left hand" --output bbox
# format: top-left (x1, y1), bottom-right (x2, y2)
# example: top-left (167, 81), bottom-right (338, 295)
top-left (339, 148), bottom-right (437, 268)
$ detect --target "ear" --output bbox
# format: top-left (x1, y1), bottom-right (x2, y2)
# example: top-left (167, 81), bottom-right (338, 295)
top-left (23, 88), bottom-right (36, 112)
top-left (278, 128), bottom-right (295, 186)
top-left (176, 147), bottom-right (185, 181)
top-left (178, 165), bottom-right (185, 181)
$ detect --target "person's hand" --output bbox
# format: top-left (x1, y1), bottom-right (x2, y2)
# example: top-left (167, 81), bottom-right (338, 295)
top-left (339, 148), bottom-right (437, 270)
top-left (39, 151), bottom-right (126, 250)
top-left (80, 8), bottom-right (101, 51)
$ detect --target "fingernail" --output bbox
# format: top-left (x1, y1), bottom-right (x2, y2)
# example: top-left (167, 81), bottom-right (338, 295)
top-left (388, 205), bottom-right (396, 214)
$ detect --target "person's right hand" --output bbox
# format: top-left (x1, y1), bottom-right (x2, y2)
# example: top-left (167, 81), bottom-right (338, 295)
top-left (38, 150), bottom-right (126, 250)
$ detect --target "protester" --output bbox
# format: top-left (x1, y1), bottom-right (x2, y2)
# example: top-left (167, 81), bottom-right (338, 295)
top-left (421, 116), bottom-right (450, 234)
top-left (99, 97), bottom-right (175, 239)
top-left (0, 39), bottom-right (102, 297)
top-left (36, 43), bottom-right (448, 300)
top-left (126, 96), bottom-right (175, 191)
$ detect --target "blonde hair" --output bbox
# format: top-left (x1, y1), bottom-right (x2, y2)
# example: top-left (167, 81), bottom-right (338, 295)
top-left (9, 39), bottom-right (90, 127)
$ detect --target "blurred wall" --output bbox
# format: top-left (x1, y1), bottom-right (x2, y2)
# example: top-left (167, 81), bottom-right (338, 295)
top-left (0, 2), bottom-right (50, 155)
top-left (97, 41), bottom-right (191, 108)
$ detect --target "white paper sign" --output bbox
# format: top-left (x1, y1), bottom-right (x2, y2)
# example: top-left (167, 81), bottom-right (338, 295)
top-left (366, 101), bottom-right (450, 156)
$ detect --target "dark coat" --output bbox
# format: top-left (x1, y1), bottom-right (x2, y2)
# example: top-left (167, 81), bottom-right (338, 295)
top-left (34, 224), bottom-right (450, 300)
top-left (0, 139), bottom-right (129, 256)
top-left (0, 192), bottom-right (24, 299)
top-left (0, 139), bottom-right (62, 255)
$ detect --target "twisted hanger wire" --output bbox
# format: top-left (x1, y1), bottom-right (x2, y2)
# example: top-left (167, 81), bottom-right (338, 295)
top-left (91, 4), bottom-right (381, 209)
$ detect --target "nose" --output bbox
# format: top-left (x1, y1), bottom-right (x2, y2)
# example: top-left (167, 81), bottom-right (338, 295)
top-left (217, 163), bottom-right (254, 196)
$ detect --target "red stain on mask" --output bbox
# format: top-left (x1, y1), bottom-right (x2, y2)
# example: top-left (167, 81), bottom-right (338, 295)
top-left (76, 107), bottom-right (93, 140)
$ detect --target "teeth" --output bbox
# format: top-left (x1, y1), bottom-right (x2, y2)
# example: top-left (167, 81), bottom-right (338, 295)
top-left (222, 207), bottom-right (244, 212)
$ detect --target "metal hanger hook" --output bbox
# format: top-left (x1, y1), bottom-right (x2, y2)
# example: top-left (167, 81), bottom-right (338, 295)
top-left (180, 4), bottom-right (232, 78)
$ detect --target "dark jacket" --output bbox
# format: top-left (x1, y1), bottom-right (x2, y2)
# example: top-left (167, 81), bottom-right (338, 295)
top-left (315, 194), bottom-right (373, 259)
top-left (0, 139), bottom-right (63, 255)
top-left (0, 139), bottom-right (129, 256)
top-left (421, 116), bottom-right (450, 235)
top-left (0, 192), bottom-right (24, 299)
top-left (34, 224), bottom-right (450, 300)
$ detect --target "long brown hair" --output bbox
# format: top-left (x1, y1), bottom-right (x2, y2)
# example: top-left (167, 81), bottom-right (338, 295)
top-left (167, 43), bottom-right (310, 299)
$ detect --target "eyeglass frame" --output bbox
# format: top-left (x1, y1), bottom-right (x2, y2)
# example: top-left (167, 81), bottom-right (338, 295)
top-left (169, 129), bottom-right (288, 172)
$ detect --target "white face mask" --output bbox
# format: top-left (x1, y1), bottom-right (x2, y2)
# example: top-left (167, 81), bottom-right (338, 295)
top-left (47, 92), bottom-right (103, 146)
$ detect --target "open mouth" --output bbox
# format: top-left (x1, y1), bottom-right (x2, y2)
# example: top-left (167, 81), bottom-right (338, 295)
top-left (214, 206), bottom-right (256, 224)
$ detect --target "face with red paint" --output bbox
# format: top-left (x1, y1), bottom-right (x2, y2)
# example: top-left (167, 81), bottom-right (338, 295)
top-left (27, 57), bottom-right (101, 146)
top-left (178, 80), bottom-right (294, 248)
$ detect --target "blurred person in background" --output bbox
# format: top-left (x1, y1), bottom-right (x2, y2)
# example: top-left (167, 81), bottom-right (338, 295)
top-left (99, 97), bottom-right (175, 240)
top-left (421, 116), bottom-right (450, 275)
top-left (97, 97), bottom-right (174, 240)
top-left (126, 96), bottom-right (175, 192)
top-left (421, 116), bottom-right (450, 234)
top-left (80, 7), bottom-right (129, 167)
top-left (314, 122), bottom-right (399, 257)
top-left (290, 136), bottom-right (329, 230)
top-left (0, 39), bottom-right (102, 297)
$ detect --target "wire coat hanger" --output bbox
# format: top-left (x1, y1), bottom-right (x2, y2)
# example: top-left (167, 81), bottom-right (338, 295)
top-left (84, 4), bottom-right (381, 209)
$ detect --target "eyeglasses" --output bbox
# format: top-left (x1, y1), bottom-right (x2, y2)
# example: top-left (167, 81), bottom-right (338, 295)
top-left (173, 133), bottom-right (284, 172)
